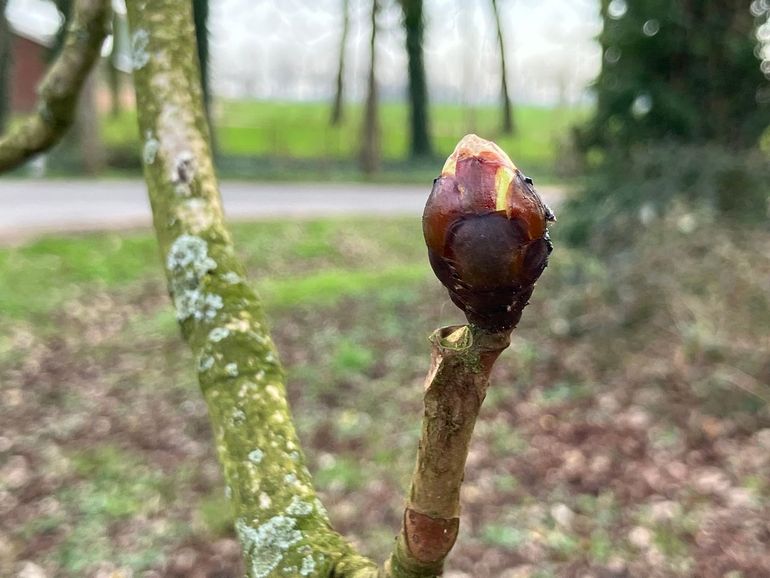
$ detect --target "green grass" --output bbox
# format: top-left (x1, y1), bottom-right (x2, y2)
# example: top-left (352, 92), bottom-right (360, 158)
top-left (260, 265), bottom-right (427, 310)
top-left (102, 100), bottom-right (587, 180)
top-left (27, 445), bottom-right (183, 574)
top-left (0, 218), bottom-right (428, 326)
top-left (3, 214), bottom-right (770, 577)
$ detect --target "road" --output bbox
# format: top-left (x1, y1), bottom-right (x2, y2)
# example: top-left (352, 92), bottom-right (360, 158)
top-left (0, 179), bottom-right (564, 244)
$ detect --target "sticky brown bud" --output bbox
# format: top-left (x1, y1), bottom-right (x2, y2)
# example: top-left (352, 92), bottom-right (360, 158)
top-left (423, 134), bottom-right (555, 331)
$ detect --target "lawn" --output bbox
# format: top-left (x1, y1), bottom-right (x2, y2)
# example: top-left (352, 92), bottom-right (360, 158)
top-left (101, 101), bottom-right (586, 182)
top-left (1, 215), bottom-right (769, 577)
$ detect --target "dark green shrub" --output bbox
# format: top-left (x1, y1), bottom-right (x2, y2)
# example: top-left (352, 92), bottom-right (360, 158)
top-left (560, 143), bottom-right (770, 247)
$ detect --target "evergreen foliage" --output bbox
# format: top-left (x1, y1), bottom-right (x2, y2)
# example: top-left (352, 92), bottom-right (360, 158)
top-left (578, 0), bottom-right (770, 153)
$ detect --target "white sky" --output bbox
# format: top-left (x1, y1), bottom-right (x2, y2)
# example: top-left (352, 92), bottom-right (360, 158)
top-left (6, 0), bottom-right (604, 105)
top-left (6, 0), bottom-right (62, 43)
top-left (211, 0), bottom-right (603, 105)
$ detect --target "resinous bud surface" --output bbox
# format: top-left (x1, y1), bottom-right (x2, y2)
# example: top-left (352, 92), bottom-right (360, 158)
top-left (423, 134), bottom-right (555, 330)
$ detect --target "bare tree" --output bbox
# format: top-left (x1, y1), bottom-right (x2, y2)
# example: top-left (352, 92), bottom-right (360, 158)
top-left (0, 2), bottom-right (555, 576)
top-left (330, 0), bottom-right (349, 126)
top-left (400, 0), bottom-right (432, 157)
top-left (359, 0), bottom-right (380, 175)
top-left (492, 0), bottom-right (515, 134)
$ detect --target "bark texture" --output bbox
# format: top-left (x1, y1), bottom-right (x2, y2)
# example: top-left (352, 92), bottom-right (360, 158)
top-left (0, 0), bottom-right (110, 172)
top-left (124, 1), bottom-right (377, 576)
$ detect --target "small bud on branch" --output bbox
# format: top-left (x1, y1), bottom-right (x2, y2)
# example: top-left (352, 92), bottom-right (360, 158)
top-left (423, 134), bottom-right (555, 331)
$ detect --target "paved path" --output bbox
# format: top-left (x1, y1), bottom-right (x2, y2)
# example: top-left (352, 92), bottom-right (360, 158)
top-left (0, 179), bottom-right (564, 244)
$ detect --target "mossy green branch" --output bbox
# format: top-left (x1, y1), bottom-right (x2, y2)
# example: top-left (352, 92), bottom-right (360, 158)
top-left (386, 324), bottom-right (511, 577)
top-left (124, 1), bottom-right (377, 576)
top-left (0, 0), bottom-right (110, 172)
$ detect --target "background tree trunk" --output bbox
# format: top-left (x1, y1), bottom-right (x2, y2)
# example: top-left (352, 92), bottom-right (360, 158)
top-left (193, 0), bottom-right (216, 153)
top-left (0, 0), bottom-right (11, 133)
top-left (492, 0), bottom-right (515, 134)
top-left (193, 0), bottom-right (211, 116)
top-left (401, 0), bottom-right (432, 157)
top-left (330, 0), bottom-right (349, 126)
top-left (106, 59), bottom-right (121, 118)
top-left (52, 0), bottom-right (104, 173)
top-left (106, 10), bottom-right (122, 118)
top-left (74, 69), bottom-right (105, 174)
top-left (359, 0), bottom-right (380, 175)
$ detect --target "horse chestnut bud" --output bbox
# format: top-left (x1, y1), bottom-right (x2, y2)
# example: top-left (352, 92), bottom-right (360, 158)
top-left (423, 134), bottom-right (555, 331)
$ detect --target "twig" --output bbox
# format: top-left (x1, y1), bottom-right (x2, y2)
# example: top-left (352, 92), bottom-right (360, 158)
top-left (387, 324), bottom-right (511, 577)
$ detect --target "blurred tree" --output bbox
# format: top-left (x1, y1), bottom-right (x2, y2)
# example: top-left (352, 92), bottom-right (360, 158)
top-left (193, 0), bottom-right (217, 154)
top-left (76, 71), bottom-right (106, 173)
top-left (192, 0), bottom-right (211, 118)
top-left (360, 0), bottom-right (380, 174)
top-left (491, 0), bottom-right (515, 134)
top-left (579, 0), bottom-right (770, 153)
top-left (52, 0), bottom-right (105, 173)
top-left (400, 0), bottom-right (432, 157)
top-left (51, 0), bottom-right (73, 57)
top-left (330, 0), bottom-right (349, 126)
top-left (106, 10), bottom-right (123, 117)
top-left (0, 0), bottom-right (10, 132)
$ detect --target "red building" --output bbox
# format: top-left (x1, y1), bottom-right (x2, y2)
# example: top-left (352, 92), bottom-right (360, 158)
top-left (6, 0), bottom-right (59, 114)
top-left (9, 31), bottom-right (50, 114)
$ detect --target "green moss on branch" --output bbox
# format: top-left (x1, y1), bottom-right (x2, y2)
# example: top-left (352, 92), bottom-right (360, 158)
top-left (125, 1), bottom-right (377, 576)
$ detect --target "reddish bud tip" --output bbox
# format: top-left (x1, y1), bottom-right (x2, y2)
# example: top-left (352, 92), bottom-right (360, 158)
top-left (423, 134), bottom-right (554, 331)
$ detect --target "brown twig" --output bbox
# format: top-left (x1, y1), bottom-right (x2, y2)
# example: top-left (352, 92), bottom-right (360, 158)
top-left (387, 324), bottom-right (512, 577)
top-left (0, 0), bottom-right (110, 173)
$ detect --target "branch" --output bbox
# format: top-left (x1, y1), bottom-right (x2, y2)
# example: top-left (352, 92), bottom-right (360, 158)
top-left (0, 0), bottom-right (110, 173)
top-left (124, 1), bottom-right (377, 576)
top-left (386, 325), bottom-right (511, 577)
